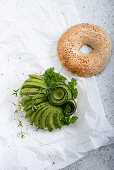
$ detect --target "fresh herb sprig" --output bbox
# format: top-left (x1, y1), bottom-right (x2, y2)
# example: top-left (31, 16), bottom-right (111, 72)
top-left (17, 120), bottom-right (25, 139)
top-left (43, 67), bottom-right (66, 87)
top-left (43, 67), bottom-right (78, 99)
top-left (12, 89), bottom-right (26, 139)
top-left (61, 116), bottom-right (78, 126)
top-left (17, 102), bottom-right (26, 139)
top-left (12, 88), bottom-right (20, 96)
top-left (14, 109), bottom-right (19, 114)
top-left (68, 78), bottom-right (78, 99)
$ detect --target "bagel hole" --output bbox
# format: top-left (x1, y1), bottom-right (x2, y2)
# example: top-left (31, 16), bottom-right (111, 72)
top-left (79, 45), bottom-right (93, 54)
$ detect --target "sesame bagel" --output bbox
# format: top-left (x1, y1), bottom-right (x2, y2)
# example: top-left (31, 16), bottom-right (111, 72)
top-left (57, 23), bottom-right (112, 77)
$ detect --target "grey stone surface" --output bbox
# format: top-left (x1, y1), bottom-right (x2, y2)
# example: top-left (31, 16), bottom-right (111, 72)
top-left (62, 0), bottom-right (114, 169)
top-left (61, 144), bottom-right (114, 170)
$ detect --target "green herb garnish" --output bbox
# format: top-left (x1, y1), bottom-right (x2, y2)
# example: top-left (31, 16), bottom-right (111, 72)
top-left (43, 67), bottom-right (78, 99)
top-left (17, 129), bottom-right (25, 139)
top-left (61, 116), bottom-right (78, 126)
top-left (14, 109), bottom-right (18, 114)
top-left (13, 98), bottom-right (26, 138)
top-left (12, 88), bottom-right (20, 96)
top-left (43, 67), bottom-right (66, 87)
top-left (17, 106), bottom-right (26, 139)
top-left (68, 78), bottom-right (78, 99)
top-left (18, 120), bottom-right (23, 127)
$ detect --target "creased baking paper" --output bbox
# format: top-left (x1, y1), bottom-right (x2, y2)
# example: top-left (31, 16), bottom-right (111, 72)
top-left (0, 0), bottom-right (114, 169)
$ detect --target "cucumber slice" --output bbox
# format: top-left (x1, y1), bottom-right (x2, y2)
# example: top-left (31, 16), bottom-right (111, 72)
top-left (63, 99), bottom-right (76, 116)
top-left (20, 88), bottom-right (46, 96)
top-left (59, 84), bottom-right (72, 99)
top-left (48, 87), bottom-right (68, 106)
top-left (53, 88), bottom-right (65, 100)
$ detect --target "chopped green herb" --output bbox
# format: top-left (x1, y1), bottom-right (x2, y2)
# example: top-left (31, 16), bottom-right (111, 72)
top-left (18, 120), bottom-right (23, 127)
top-left (70, 116), bottom-right (78, 124)
top-left (14, 109), bottom-right (18, 114)
top-left (17, 130), bottom-right (25, 139)
top-left (61, 116), bottom-right (78, 126)
top-left (13, 100), bottom-right (26, 138)
top-left (12, 88), bottom-right (20, 96)
top-left (43, 68), bottom-right (78, 99)
top-left (17, 119), bottom-right (26, 139)
top-left (68, 78), bottom-right (78, 99)
top-left (43, 67), bottom-right (66, 87)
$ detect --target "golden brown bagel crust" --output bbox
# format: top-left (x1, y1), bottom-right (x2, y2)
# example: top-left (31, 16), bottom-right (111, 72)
top-left (57, 23), bottom-right (112, 77)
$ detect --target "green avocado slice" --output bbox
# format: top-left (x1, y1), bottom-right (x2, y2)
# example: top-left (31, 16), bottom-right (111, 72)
top-left (25, 108), bottom-right (33, 118)
top-left (29, 109), bottom-right (39, 124)
top-left (25, 101), bottom-right (49, 118)
top-left (25, 78), bottom-right (46, 85)
top-left (29, 103), bottom-right (49, 123)
top-left (46, 107), bottom-right (57, 132)
top-left (24, 98), bottom-right (47, 112)
top-left (34, 105), bottom-right (50, 127)
top-left (21, 81), bottom-right (47, 89)
top-left (21, 93), bottom-right (46, 106)
top-left (39, 106), bottom-right (53, 129)
top-left (20, 88), bottom-right (46, 96)
top-left (53, 107), bottom-right (64, 128)
top-left (28, 74), bottom-right (45, 81)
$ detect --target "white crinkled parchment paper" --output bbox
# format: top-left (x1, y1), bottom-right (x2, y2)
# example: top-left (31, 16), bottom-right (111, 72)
top-left (0, 0), bottom-right (114, 170)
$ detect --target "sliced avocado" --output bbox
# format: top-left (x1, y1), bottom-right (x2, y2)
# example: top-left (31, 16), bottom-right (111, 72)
top-left (21, 93), bottom-right (46, 106)
top-left (21, 96), bottom-right (32, 106)
top-left (20, 88), bottom-right (46, 96)
top-left (24, 98), bottom-right (47, 112)
top-left (30, 103), bottom-right (49, 123)
top-left (29, 109), bottom-right (38, 124)
top-left (34, 105), bottom-right (50, 127)
top-left (25, 78), bottom-right (46, 85)
top-left (46, 107), bottom-right (57, 132)
top-left (25, 101), bottom-right (49, 118)
top-left (25, 108), bottom-right (32, 118)
top-left (28, 74), bottom-right (45, 81)
top-left (39, 106), bottom-right (52, 129)
top-left (53, 107), bottom-right (64, 128)
top-left (21, 81), bottom-right (47, 89)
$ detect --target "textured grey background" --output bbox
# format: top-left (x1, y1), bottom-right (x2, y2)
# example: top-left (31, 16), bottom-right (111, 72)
top-left (61, 0), bottom-right (114, 170)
